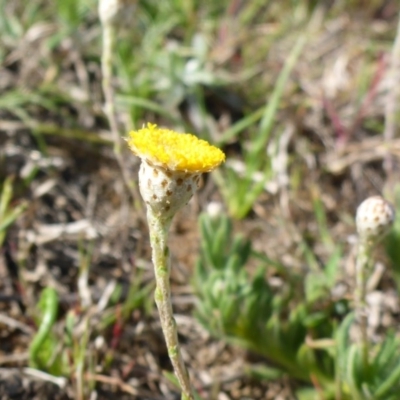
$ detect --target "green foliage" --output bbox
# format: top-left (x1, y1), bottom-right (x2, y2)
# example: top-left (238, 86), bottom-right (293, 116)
top-left (194, 212), bottom-right (338, 387)
top-left (29, 287), bottom-right (68, 376)
top-left (214, 35), bottom-right (307, 219)
top-left (55, 0), bottom-right (95, 30)
top-left (194, 211), bottom-right (400, 399)
top-left (115, 1), bottom-right (231, 133)
top-left (335, 314), bottom-right (400, 400)
top-left (98, 271), bottom-right (154, 331)
top-left (28, 264), bottom-right (152, 388)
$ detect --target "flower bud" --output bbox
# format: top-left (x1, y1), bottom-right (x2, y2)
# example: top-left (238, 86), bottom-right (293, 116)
top-left (99, 0), bottom-right (135, 26)
top-left (356, 196), bottom-right (395, 242)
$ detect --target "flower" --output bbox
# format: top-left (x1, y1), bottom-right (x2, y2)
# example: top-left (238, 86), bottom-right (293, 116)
top-left (127, 123), bottom-right (225, 173)
top-left (127, 123), bottom-right (225, 221)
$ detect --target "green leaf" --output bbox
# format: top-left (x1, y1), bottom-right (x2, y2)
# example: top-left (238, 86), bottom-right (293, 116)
top-left (336, 313), bottom-right (354, 382)
top-left (29, 287), bottom-right (64, 375)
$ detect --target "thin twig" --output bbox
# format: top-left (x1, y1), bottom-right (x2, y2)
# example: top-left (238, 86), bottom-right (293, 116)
top-left (84, 372), bottom-right (138, 395)
top-left (0, 352), bottom-right (29, 365)
top-left (101, 23), bottom-right (121, 156)
top-left (23, 367), bottom-right (68, 388)
top-left (355, 240), bottom-right (371, 369)
top-left (100, 3), bottom-right (142, 209)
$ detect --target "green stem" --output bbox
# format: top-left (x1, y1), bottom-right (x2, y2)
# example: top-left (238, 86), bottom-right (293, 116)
top-left (147, 210), bottom-right (194, 400)
top-left (101, 23), bottom-right (120, 155)
top-left (355, 240), bottom-right (372, 370)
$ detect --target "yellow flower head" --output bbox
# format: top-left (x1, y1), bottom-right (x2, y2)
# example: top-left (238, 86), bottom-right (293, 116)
top-left (127, 123), bottom-right (225, 173)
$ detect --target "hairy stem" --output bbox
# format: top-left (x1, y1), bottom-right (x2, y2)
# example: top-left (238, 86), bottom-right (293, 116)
top-left (100, 18), bottom-right (141, 207)
top-left (101, 23), bottom-right (120, 154)
top-left (355, 239), bottom-right (372, 370)
top-left (147, 210), bottom-right (194, 400)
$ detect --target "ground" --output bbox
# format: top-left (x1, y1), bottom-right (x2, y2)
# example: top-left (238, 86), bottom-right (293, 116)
top-left (1, 1), bottom-right (400, 399)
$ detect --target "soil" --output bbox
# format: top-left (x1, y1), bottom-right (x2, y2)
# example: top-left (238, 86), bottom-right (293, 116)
top-left (1, 2), bottom-right (400, 399)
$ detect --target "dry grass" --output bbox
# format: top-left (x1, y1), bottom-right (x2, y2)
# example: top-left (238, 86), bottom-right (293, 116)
top-left (1, 1), bottom-right (400, 399)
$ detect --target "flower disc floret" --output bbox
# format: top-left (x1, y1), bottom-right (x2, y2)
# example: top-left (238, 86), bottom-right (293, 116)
top-left (127, 123), bottom-right (225, 173)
